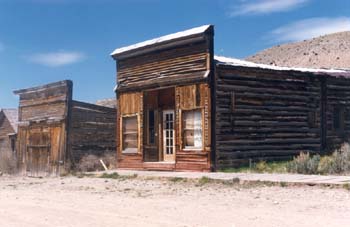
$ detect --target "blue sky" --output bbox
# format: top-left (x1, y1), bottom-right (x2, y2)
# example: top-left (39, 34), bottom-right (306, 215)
top-left (0, 0), bottom-right (349, 108)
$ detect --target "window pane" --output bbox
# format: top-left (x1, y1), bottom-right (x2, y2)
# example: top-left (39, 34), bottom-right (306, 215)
top-left (183, 110), bottom-right (202, 149)
top-left (122, 116), bottom-right (138, 152)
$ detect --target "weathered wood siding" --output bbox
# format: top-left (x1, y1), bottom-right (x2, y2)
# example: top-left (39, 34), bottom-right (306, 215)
top-left (215, 66), bottom-right (322, 168)
top-left (17, 82), bottom-right (71, 122)
top-left (15, 81), bottom-right (71, 176)
top-left (116, 92), bottom-right (143, 169)
top-left (69, 101), bottom-right (116, 166)
top-left (116, 84), bottom-right (211, 171)
top-left (175, 84), bottom-right (211, 171)
top-left (114, 26), bottom-right (214, 171)
top-left (0, 114), bottom-right (15, 154)
top-left (116, 41), bottom-right (211, 91)
top-left (17, 124), bottom-right (65, 176)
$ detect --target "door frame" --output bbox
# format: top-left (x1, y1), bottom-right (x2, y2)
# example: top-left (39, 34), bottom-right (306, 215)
top-left (162, 109), bottom-right (175, 162)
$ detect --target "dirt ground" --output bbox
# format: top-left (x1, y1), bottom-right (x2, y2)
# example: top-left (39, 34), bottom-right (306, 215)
top-left (0, 175), bottom-right (350, 227)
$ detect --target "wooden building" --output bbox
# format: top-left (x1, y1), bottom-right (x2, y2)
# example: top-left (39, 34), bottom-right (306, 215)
top-left (0, 109), bottom-right (18, 156)
top-left (14, 80), bottom-right (116, 176)
top-left (111, 25), bottom-right (350, 171)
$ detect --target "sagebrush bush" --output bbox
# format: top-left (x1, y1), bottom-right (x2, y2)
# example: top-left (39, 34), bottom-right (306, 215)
top-left (330, 143), bottom-right (350, 173)
top-left (286, 152), bottom-right (320, 174)
top-left (287, 143), bottom-right (350, 175)
top-left (317, 156), bottom-right (335, 174)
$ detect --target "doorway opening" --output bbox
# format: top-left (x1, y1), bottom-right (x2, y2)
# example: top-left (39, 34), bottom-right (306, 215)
top-left (143, 87), bottom-right (175, 162)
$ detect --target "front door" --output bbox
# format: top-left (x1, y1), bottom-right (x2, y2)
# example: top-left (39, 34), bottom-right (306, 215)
top-left (163, 110), bottom-right (175, 162)
top-left (26, 127), bottom-right (51, 177)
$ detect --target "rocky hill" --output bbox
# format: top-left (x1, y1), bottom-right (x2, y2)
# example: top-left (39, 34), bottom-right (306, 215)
top-left (246, 31), bottom-right (350, 69)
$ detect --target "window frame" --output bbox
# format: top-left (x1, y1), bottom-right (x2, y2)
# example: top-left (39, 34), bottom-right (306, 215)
top-left (182, 108), bottom-right (203, 151)
top-left (121, 114), bottom-right (139, 154)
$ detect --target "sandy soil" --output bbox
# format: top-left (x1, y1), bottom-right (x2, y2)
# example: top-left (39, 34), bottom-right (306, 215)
top-left (0, 175), bottom-right (350, 227)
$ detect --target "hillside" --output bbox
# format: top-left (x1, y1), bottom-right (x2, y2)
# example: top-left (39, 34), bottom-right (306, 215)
top-left (246, 31), bottom-right (350, 69)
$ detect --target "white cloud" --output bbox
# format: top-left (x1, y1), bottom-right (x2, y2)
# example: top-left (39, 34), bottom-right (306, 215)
top-left (27, 51), bottom-right (85, 67)
top-left (270, 17), bottom-right (350, 43)
top-left (229, 0), bottom-right (309, 16)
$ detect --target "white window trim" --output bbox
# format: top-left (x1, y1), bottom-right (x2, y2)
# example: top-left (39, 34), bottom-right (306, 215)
top-left (182, 108), bottom-right (203, 150)
top-left (121, 114), bottom-right (139, 154)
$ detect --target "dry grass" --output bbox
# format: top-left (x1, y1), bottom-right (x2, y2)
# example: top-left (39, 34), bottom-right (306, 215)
top-left (0, 149), bottom-right (17, 174)
top-left (76, 152), bottom-right (116, 172)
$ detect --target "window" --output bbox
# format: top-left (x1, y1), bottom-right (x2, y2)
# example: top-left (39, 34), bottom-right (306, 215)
top-left (10, 137), bottom-right (16, 152)
top-left (163, 111), bottom-right (175, 155)
top-left (122, 115), bottom-right (138, 153)
top-left (333, 107), bottom-right (345, 131)
top-left (148, 110), bottom-right (155, 145)
top-left (183, 109), bottom-right (202, 149)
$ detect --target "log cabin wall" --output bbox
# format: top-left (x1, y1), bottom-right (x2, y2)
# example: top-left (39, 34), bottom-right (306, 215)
top-left (215, 65), bottom-right (323, 168)
top-left (113, 25), bottom-right (214, 171)
top-left (69, 101), bottom-right (116, 167)
top-left (14, 80), bottom-right (72, 176)
top-left (324, 76), bottom-right (350, 150)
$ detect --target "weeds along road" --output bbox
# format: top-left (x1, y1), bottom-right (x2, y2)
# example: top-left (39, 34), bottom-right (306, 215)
top-left (0, 175), bottom-right (349, 227)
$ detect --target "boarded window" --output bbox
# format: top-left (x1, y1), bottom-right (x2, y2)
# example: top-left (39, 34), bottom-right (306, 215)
top-left (10, 137), bottom-right (16, 152)
top-left (333, 107), bottom-right (345, 131)
top-left (308, 111), bottom-right (317, 128)
top-left (183, 109), bottom-right (202, 149)
top-left (122, 115), bottom-right (138, 153)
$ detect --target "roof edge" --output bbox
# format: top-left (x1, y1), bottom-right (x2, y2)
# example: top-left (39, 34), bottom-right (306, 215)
top-left (13, 80), bottom-right (73, 95)
top-left (214, 55), bottom-right (350, 75)
top-left (111, 25), bottom-right (213, 60)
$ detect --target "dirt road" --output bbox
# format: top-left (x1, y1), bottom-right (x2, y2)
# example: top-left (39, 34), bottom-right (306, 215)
top-left (0, 175), bottom-right (349, 227)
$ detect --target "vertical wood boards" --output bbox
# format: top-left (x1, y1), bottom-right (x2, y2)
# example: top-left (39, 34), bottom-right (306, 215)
top-left (175, 84), bottom-right (211, 171)
top-left (116, 83), bottom-right (211, 171)
top-left (15, 81), bottom-right (71, 176)
top-left (117, 92), bottom-right (143, 168)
